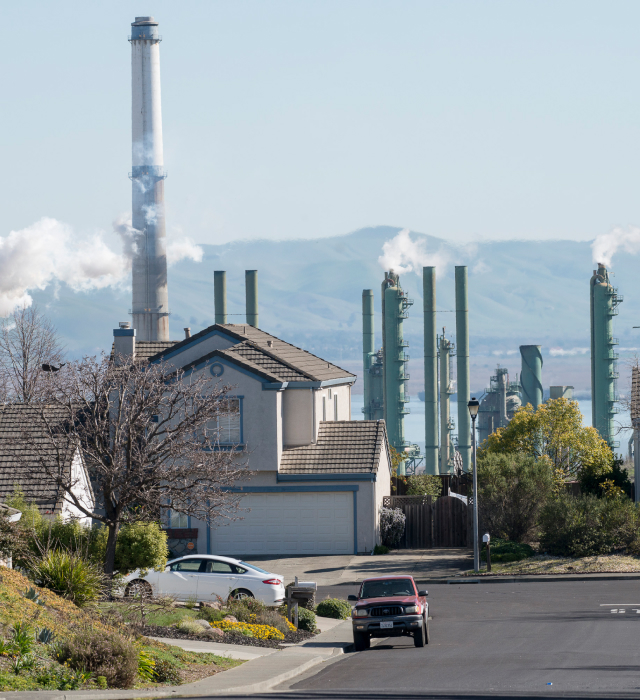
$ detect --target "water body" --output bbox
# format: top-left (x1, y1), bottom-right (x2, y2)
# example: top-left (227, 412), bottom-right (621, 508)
top-left (350, 396), bottom-right (632, 458)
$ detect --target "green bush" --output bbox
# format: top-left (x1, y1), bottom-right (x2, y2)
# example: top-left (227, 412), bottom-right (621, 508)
top-left (255, 609), bottom-right (290, 634)
top-left (29, 549), bottom-right (105, 607)
top-left (478, 453), bottom-right (554, 543)
top-left (481, 538), bottom-right (534, 563)
top-left (405, 474), bottom-right (442, 498)
top-left (226, 596), bottom-right (267, 621)
top-left (56, 630), bottom-right (139, 689)
top-left (373, 544), bottom-right (389, 555)
top-left (197, 607), bottom-right (225, 623)
top-left (539, 492), bottom-right (640, 557)
top-left (296, 607), bottom-right (316, 632)
top-left (153, 658), bottom-right (181, 684)
top-left (315, 598), bottom-right (352, 620)
top-left (91, 522), bottom-right (168, 575)
top-left (580, 458), bottom-right (633, 498)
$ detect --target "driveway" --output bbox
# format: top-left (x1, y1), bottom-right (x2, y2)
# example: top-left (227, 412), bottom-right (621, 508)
top-left (245, 548), bottom-right (472, 586)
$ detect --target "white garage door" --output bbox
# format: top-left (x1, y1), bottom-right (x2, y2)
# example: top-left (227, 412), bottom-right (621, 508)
top-left (212, 491), bottom-right (354, 556)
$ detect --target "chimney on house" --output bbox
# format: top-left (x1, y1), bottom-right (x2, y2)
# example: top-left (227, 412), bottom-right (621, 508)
top-left (113, 322), bottom-right (136, 364)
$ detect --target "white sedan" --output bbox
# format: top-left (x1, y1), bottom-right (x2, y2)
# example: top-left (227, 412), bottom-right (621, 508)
top-left (122, 554), bottom-right (286, 606)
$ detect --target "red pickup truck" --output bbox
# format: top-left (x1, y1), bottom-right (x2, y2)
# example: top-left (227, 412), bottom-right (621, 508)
top-left (348, 575), bottom-right (429, 651)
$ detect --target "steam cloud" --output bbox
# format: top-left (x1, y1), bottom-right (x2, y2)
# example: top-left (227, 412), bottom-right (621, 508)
top-left (549, 347), bottom-right (589, 357)
top-left (591, 225), bottom-right (640, 266)
top-left (0, 216), bottom-right (204, 316)
top-left (378, 229), bottom-right (449, 274)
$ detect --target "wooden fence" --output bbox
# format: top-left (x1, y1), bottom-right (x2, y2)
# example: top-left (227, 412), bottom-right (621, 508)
top-left (383, 495), bottom-right (468, 548)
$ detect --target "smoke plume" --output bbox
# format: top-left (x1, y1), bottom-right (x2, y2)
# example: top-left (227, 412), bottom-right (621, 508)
top-left (591, 225), bottom-right (640, 266)
top-left (0, 216), bottom-right (204, 316)
top-left (378, 229), bottom-right (449, 274)
top-left (549, 347), bottom-right (589, 357)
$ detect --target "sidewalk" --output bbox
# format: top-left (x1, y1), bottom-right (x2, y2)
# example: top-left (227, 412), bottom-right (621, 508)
top-left (0, 619), bottom-right (354, 700)
top-left (246, 549), bottom-right (473, 586)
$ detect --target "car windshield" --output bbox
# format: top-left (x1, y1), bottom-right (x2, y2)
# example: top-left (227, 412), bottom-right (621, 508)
top-left (239, 561), bottom-right (269, 574)
top-left (360, 579), bottom-right (415, 598)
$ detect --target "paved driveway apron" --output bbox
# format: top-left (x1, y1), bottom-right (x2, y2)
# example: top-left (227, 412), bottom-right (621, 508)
top-left (288, 580), bottom-right (640, 697)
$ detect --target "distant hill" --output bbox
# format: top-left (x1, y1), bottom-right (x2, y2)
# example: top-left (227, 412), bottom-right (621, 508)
top-left (35, 226), bottom-right (639, 395)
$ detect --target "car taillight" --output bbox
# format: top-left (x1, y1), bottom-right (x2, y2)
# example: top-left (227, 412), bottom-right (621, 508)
top-left (262, 578), bottom-right (282, 585)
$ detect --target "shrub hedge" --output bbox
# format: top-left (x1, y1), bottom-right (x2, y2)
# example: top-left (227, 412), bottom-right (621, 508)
top-left (315, 598), bottom-right (352, 620)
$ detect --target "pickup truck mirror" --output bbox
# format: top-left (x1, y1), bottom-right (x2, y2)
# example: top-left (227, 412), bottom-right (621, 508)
top-left (418, 590), bottom-right (428, 597)
top-left (347, 594), bottom-right (358, 601)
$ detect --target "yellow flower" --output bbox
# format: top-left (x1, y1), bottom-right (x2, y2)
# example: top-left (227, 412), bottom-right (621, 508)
top-left (209, 620), bottom-right (285, 641)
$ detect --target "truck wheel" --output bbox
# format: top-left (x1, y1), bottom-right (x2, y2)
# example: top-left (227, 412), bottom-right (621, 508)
top-left (425, 618), bottom-right (430, 644)
top-left (353, 631), bottom-right (370, 651)
top-left (414, 620), bottom-right (426, 648)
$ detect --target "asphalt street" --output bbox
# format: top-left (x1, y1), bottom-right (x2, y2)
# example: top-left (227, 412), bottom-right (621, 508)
top-left (289, 579), bottom-right (640, 698)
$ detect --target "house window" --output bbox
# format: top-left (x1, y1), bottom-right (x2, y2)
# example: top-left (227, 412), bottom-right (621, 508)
top-left (334, 394), bottom-right (338, 421)
top-left (164, 504), bottom-right (188, 528)
top-left (204, 397), bottom-right (242, 444)
top-left (322, 396), bottom-right (327, 421)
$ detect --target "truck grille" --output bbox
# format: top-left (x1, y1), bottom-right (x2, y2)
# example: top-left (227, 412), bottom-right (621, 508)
top-left (369, 605), bottom-right (403, 617)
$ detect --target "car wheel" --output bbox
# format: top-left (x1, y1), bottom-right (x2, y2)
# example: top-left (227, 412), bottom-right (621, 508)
top-left (413, 619), bottom-right (426, 648)
top-left (230, 588), bottom-right (254, 601)
top-left (353, 631), bottom-right (370, 652)
top-left (125, 580), bottom-right (152, 598)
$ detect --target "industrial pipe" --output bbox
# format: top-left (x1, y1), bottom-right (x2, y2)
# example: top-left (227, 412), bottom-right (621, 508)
top-left (455, 266), bottom-right (471, 473)
top-left (439, 331), bottom-right (454, 474)
top-left (245, 270), bottom-right (259, 328)
top-left (423, 267), bottom-right (439, 475)
top-left (384, 282), bottom-right (406, 476)
top-left (214, 271), bottom-right (227, 324)
top-left (362, 290), bottom-right (375, 420)
top-left (520, 345), bottom-right (543, 409)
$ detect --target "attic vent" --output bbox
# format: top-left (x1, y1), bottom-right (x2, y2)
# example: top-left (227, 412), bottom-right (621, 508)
top-left (267, 340), bottom-right (273, 347)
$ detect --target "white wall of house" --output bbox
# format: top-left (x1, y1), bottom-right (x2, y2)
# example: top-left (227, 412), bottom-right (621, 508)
top-left (374, 439), bottom-right (392, 544)
top-left (282, 389), bottom-right (313, 446)
top-left (60, 450), bottom-right (94, 525)
top-left (158, 333), bottom-right (235, 371)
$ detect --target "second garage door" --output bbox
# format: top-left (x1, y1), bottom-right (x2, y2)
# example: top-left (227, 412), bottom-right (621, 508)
top-left (212, 491), bottom-right (354, 556)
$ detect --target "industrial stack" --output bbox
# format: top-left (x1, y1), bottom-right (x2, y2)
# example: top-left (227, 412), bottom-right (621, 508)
top-left (362, 265), bottom-right (471, 477)
top-left (130, 17), bottom-right (170, 342)
top-left (213, 270), bottom-right (260, 327)
top-left (590, 263), bottom-right (622, 449)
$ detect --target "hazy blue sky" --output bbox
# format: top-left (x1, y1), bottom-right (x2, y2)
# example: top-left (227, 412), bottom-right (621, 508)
top-left (2, 0), bottom-right (640, 246)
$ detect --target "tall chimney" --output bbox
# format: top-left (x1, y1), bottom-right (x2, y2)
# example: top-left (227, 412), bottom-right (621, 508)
top-left (214, 271), bottom-right (227, 324)
top-left (362, 290), bottom-right (375, 420)
top-left (520, 345), bottom-right (543, 409)
top-left (455, 266), bottom-right (471, 472)
top-left (423, 267), bottom-right (439, 474)
top-left (245, 270), bottom-right (259, 327)
top-left (130, 17), bottom-right (169, 342)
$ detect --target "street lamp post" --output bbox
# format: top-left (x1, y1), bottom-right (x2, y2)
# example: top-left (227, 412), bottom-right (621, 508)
top-left (467, 397), bottom-right (480, 573)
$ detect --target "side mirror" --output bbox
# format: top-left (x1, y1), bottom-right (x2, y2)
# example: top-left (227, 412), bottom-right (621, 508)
top-left (347, 594), bottom-right (358, 601)
top-left (418, 590), bottom-right (428, 597)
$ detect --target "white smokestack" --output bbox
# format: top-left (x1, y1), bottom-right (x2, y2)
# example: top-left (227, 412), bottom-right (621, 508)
top-left (130, 16), bottom-right (170, 341)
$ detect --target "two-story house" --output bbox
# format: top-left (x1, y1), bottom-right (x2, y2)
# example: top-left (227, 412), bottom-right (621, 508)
top-left (114, 322), bottom-right (392, 557)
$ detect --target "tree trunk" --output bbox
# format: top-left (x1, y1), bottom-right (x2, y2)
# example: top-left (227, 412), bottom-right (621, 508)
top-left (104, 522), bottom-right (119, 578)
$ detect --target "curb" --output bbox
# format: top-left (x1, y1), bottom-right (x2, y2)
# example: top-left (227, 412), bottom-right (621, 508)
top-left (415, 573), bottom-right (640, 584)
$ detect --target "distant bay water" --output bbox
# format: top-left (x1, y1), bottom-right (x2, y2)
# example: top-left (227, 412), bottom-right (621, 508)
top-left (350, 396), bottom-right (632, 459)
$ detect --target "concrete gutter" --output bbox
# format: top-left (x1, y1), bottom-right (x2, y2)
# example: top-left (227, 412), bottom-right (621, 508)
top-left (0, 620), bottom-right (354, 700)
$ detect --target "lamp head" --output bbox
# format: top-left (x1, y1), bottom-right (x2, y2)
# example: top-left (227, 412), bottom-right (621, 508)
top-left (468, 397), bottom-right (480, 418)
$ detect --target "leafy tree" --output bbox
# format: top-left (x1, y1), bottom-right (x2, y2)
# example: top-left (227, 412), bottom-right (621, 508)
top-left (91, 522), bottom-right (168, 575)
top-left (405, 474), bottom-right (442, 498)
top-left (477, 452), bottom-right (554, 543)
top-left (579, 458), bottom-right (632, 498)
top-left (481, 398), bottom-right (612, 485)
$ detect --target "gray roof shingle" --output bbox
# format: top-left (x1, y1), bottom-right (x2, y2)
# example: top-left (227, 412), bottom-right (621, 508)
top-left (0, 404), bottom-right (80, 515)
top-left (149, 324), bottom-right (355, 384)
top-left (279, 420), bottom-right (388, 474)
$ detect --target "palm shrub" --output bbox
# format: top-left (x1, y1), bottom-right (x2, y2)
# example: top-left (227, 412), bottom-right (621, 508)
top-left (477, 452), bottom-right (554, 543)
top-left (380, 507), bottom-right (405, 548)
top-left (29, 549), bottom-right (105, 607)
top-left (539, 492), bottom-right (640, 557)
top-left (316, 598), bottom-right (352, 620)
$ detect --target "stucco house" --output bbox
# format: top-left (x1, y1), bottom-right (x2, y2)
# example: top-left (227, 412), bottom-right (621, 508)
top-left (114, 322), bottom-right (392, 556)
top-left (0, 404), bottom-right (94, 524)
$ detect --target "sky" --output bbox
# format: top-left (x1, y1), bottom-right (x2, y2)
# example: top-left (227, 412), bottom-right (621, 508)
top-left (2, 0), bottom-right (640, 247)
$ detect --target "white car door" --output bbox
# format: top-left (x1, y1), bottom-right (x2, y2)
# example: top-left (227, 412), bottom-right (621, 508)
top-left (192, 559), bottom-right (238, 602)
top-left (156, 558), bottom-right (203, 600)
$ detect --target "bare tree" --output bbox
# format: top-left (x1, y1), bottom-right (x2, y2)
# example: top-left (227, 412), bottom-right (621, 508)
top-left (21, 353), bottom-right (249, 577)
top-left (0, 304), bottom-right (65, 403)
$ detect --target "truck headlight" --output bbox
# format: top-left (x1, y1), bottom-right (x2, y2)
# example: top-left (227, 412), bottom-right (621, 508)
top-left (404, 605), bottom-right (420, 614)
top-left (353, 608), bottom-right (369, 617)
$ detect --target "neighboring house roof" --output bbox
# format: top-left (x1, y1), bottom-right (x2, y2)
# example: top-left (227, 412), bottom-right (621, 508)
top-left (150, 324), bottom-right (355, 384)
top-left (0, 404), bottom-right (88, 515)
top-left (279, 420), bottom-right (389, 474)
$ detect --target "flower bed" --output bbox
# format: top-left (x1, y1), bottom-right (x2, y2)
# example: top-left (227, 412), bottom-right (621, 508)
top-left (209, 620), bottom-right (284, 641)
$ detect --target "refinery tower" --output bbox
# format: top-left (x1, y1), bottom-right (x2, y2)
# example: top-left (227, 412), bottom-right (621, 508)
top-left (130, 17), bottom-right (170, 341)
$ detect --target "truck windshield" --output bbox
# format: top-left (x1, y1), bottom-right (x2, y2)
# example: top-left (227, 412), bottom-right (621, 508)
top-left (360, 579), bottom-right (415, 598)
